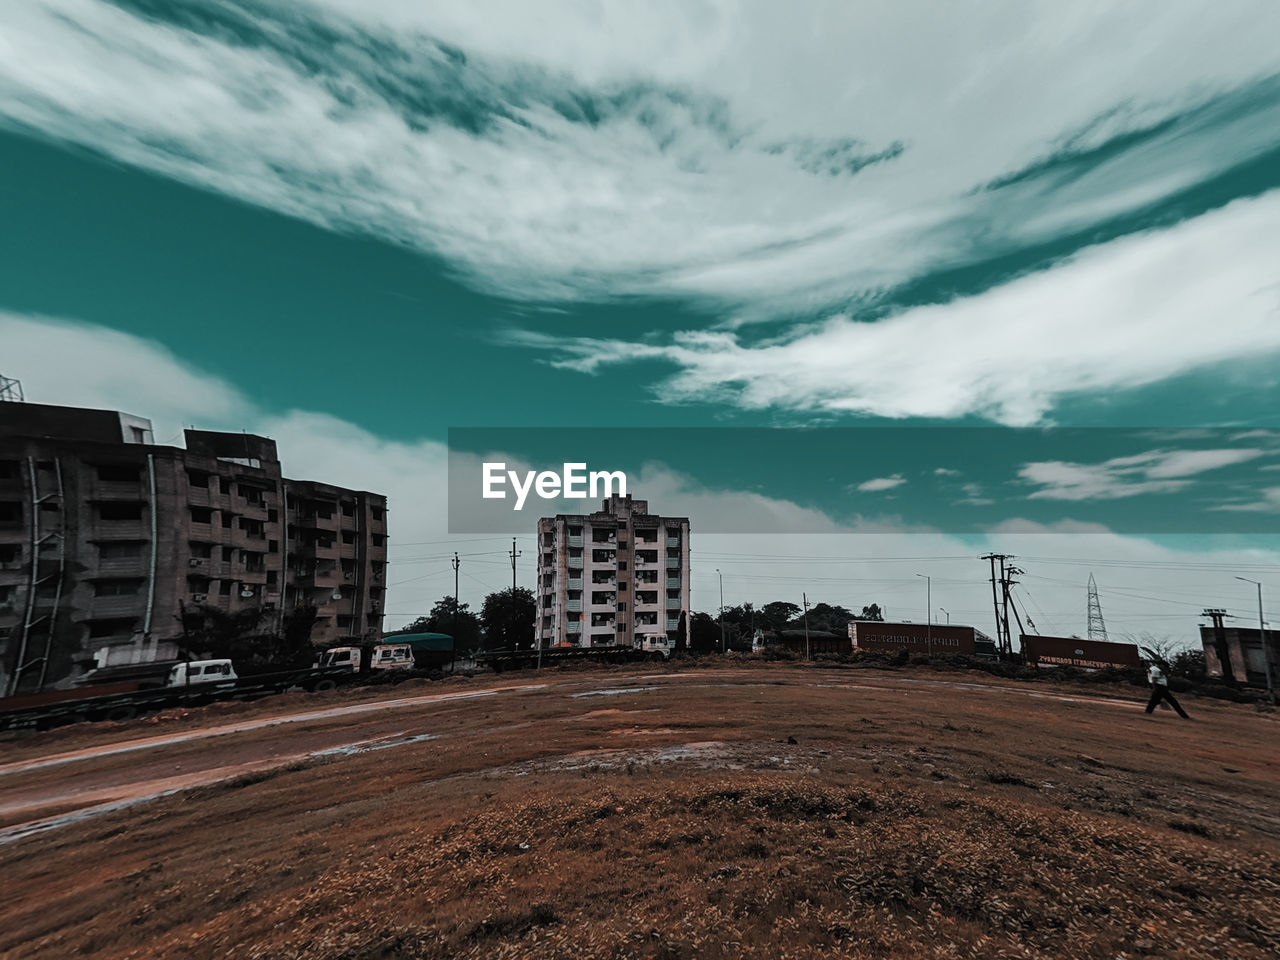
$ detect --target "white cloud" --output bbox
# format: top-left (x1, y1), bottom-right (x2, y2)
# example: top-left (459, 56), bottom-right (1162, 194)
top-left (0, 0), bottom-right (1276, 310)
top-left (1018, 446), bottom-right (1264, 501)
top-left (855, 475), bottom-right (907, 493)
top-left (7, 309), bottom-right (1280, 647)
top-left (519, 192), bottom-right (1280, 424)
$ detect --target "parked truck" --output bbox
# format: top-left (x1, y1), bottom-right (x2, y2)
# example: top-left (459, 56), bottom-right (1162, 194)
top-left (316, 642), bottom-right (416, 674)
top-left (477, 633), bottom-right (675, 673)
top-left (0, 659), bottom-right (351, 731)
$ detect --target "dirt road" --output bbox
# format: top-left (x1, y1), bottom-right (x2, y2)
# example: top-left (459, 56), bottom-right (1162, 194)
top-left (1, 662), bottom-right (1277, 959)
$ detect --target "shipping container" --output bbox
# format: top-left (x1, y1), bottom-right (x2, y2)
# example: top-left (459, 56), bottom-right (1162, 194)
top-left (1019, 634), bottom-right (1141, 670)
top-left (848, 621), bottom-right (989, 658)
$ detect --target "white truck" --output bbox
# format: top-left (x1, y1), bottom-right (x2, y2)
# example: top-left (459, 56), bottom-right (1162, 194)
top-left (316, 643), bottom-right (415, 674)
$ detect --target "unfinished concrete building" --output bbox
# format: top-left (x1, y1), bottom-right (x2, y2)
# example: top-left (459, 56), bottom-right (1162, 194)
top-left (535, 495), bottom-right (690, 650)
top-left (0, 402), bottom-right (387, 695)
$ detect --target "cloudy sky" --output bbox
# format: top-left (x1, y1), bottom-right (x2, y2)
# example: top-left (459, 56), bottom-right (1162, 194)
top-left (3, 1), bottom-right (1279, 644)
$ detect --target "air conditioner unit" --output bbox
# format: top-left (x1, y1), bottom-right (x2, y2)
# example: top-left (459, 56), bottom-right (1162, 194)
top-left (240, 588), bottom-right (255, 598)
top-left (191, 593), bottom-right (207, 602)
top-left (330, 591), bottom-right (343, 601)
top-left (189, 557), bottom-right (205, 567)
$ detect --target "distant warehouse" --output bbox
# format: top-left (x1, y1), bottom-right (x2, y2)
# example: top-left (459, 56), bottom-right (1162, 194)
top-left (1019, 634), bottom-right (1141, 671)
top-left (848, 621), bottom-right (997, 659)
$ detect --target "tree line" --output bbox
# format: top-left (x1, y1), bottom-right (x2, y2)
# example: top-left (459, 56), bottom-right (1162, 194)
top-left (390, 593), bottom-right (884, 654)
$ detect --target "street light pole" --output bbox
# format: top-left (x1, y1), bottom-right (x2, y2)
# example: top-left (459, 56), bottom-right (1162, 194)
top-left (916, 574), bottom-right (932, 656)
top-left (716, 568), bottom-right (725, 654)
top-left (939, 607), bottom-right (950, 625)
top-left (1236, 576), bottom-right (1275, 704)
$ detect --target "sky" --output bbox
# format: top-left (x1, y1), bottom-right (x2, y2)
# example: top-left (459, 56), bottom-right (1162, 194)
top-left (3, 1), bottom-right (1280, 647)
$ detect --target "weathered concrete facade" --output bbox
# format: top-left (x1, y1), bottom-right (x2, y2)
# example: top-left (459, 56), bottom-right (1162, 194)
top-left (0, 403), bottom-right (387, 694)
top-left (535, 495), bottom-right (690, 650)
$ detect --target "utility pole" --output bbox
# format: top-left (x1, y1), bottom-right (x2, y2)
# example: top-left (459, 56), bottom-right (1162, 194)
top-left (916, 573), bottom-right (931, 656)
top-left (509, 538), bottom-right (521, 593)
top-left (1235, 578), bottom-right (1275, 704)
top-left (981, 554), bottom-right (1011, 657)
top-left (452, 552), bottom-right (460, 671)
top-left (716, 568), bottom-right (725, 654)
top-left (1202, 608), bottom-right (1237, 688)
top-left (802, 592), bottom-right (811, 661)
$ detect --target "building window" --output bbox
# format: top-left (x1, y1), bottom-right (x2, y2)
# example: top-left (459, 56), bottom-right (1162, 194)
top-left (0, 460), bottom-right (19, 480)
top-left (130, 427), bottom-right (149, 443)
top-left (371, 534), bottom-right (385, 547)
top-left (99, 502), bottom-right (144, 521)
top-left (188, 542), bottom-right (213, 558)
top-left (618, 601), bottom-right (627, 612)
top-left (370, 505), bottom-right (384, 520)
top-left (222, 546), bottom-right (234, 562)
top-left (186, 470), bottom-right (209, 488)
top-left (0, 544), bottom-right (21, 565)
top-left (219, 580), bottom-right (234, 596)
top-left (618, 560), bottom-right (628, 572)
top-left (186, 506), bottom-right (211, 524)
top-left (342, 530), bottom-right (356, 544)
top-left (341, 501), bottom-right (355, 517)
top-left (0, 502), bottom-right (23, 525)
top-left (97, 464), bottom-right (141, 482)
top-left (88, 618), bottom-right (137, 638)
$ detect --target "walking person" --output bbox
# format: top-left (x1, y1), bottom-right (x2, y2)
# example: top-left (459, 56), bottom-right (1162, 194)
top-left (1145, 661), bottom-right (1190, 719)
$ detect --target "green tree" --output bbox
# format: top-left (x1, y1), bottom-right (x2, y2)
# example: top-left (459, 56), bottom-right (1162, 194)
top-left (760, 601), bottom-right (800, 630)
top-left (481, 587), bottom-right (536, 650)
top-left (689, 611), bottom-right (720, 654)
top-left (397, 596), bottom-right (481, 651)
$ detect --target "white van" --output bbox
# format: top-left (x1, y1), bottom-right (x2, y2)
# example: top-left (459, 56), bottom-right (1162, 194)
top-left (167, 659), bottom-right (238, 687)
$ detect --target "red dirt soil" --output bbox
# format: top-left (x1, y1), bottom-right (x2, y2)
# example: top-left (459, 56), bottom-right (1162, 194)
top-left (0, 662), bottom-right (1276, 959)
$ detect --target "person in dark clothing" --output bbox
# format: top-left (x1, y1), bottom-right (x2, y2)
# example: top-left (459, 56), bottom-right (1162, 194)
top-left (1145, 663), bottom-right (1190, 719)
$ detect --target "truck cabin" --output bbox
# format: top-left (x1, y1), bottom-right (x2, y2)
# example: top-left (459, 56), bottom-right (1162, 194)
top-left (317, 646), bottom-right (362, 672)
top-left (370, 643), bottom-right (414, 671)
top-left (636, 634), bottom-right (674, 658)
top-left (167, 659), bottom-right (237, 686)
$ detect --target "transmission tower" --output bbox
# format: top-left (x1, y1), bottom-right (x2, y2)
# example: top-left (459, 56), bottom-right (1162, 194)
top-left (1086, 573), bottom-right (1108, 644)
top-left (0, 374), bottom-right (23, 402)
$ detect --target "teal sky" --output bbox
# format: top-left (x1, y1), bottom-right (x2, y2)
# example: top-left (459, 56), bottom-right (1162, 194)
top-left (3, 2), bottom-right (1280, 634)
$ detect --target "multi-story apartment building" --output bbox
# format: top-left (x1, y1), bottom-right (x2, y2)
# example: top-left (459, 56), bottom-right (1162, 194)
top-left (535, 495), bottom-right (690, 650)
top-left (0, 402), bottom-right (387, 695)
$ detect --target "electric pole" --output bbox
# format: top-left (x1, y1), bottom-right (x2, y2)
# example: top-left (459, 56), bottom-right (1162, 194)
top-left (916, 573), bottom-right (931, 656)
top-left (802, 592), bottom-right (811, 661)
top-left (716, 568), bottom-right (725, 654)
top-left (1202, 608), bottom-right (1236, 688)
top-left (981, 554), bottom-right (1013, 657)
top-left (452, 551), bottom-right (460, 654)
top-left (1235, 578), bottom-right (1275, 704)
top-left (509, 537), bottom-right (521, 593)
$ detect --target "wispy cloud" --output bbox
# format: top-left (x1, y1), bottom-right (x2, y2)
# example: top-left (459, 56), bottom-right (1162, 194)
top-left (0, 0), bottom-right (1276, 314)
top-left (1018, 447), bottom-right (1264, 501)
top-left (512, 193), bottom-right (1280, 424)
top-left (855, 475), bottom-right (907, 493)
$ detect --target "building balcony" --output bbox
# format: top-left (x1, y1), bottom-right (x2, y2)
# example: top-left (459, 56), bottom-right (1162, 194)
top-left (566, 599), bottom-right (583, 612)
top-left (567, 535), bottom-right (583, 547)
top-left (666, 619), bottom-right (680, 630)
top-left (666, 577), bottom-right (681, 589)
top-left (567, 578), bottom-right (583, 591)
top-left (566, 621), bottom-right (582, 634)
top-left (89, 595), bottom-right (145, 618)
top-left (88, 480), bottom-right (146, 501)
top-left (665, 558), bottom-right (681, 569)
top-left (666, 598), bottom-right (683, 610)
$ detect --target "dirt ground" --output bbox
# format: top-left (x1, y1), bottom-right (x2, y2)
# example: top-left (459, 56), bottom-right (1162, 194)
top-left (1, 661), bottom-right (1277, 959)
